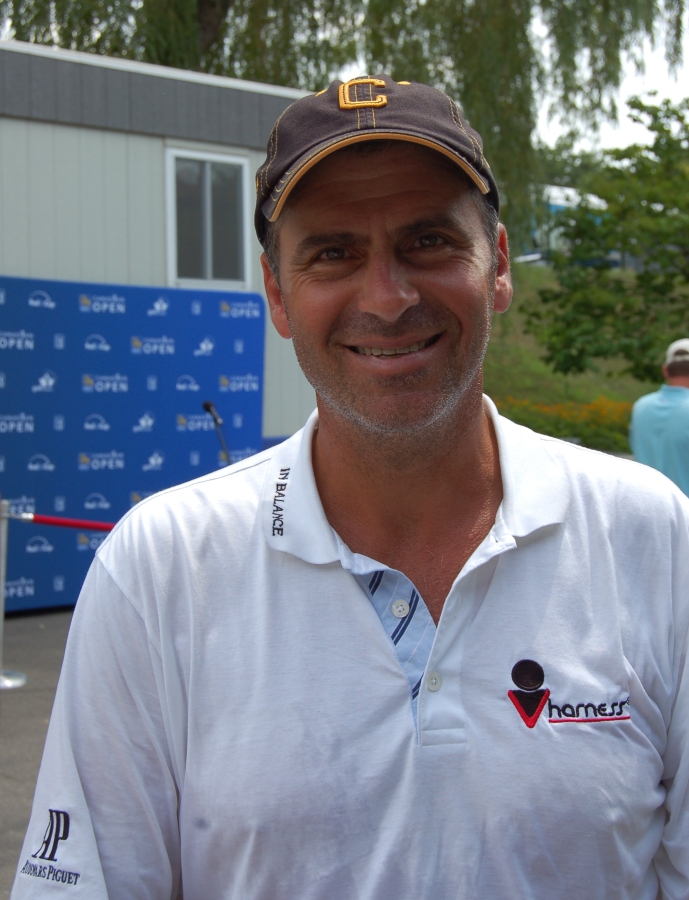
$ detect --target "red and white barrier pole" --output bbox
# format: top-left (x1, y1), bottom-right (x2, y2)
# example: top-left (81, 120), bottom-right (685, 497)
top-left (12, 513), bottom-right (114, 532)
top-left (0, 498), bottom-right (27, 690)
top-left (0, 503), bottom-right (116, 690)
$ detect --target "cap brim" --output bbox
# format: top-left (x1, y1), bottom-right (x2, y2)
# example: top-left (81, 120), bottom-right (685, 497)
top-left (263, 131), bottom-right (491, 223)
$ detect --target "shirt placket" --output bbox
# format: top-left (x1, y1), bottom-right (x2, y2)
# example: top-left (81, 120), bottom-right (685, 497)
top-left (354, 567), bottom-right (436, 722)
top-left (416, 523), bottom-right (517, 745)
top-left (340, 514), bottom-right (516, 738)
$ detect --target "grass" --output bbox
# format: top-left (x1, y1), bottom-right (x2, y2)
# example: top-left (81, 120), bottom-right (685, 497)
top-left (483, 264), bottom-right (658, 450)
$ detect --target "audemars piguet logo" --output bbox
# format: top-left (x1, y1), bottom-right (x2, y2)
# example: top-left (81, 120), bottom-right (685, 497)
top-left (32, 810), bottom-right (70, 861)
top-left (21, 810), bottom-right (81, 886)
top-left (508, 659), bottom-right (631, 728)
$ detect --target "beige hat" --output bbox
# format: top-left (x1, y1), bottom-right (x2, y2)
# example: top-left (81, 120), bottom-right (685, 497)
top-left (665, 339), bottom-right (689, 365)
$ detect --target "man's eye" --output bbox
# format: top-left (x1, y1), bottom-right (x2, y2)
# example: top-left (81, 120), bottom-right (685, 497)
top-left (416, 234), bottom-right (443, 248)
top-left (319, 248), bottom-right (347, 260)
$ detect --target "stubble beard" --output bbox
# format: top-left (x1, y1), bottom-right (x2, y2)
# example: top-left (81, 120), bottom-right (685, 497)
top-left (286, 293), bottom-right (494, 467)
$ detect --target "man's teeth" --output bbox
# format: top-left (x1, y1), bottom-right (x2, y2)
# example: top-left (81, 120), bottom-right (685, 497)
top-left (357, 339), bottom-right (431, 356)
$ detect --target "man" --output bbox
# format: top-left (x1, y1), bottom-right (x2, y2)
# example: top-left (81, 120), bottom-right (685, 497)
top-left (630, 338), bottom-right (689, 495)
top-left (12, 76), bottom-right (689, 899)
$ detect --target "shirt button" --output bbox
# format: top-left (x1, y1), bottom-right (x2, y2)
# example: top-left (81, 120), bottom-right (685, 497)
top-left (392, 599), bottom-right (410, 618)
top-left (427, 672), bottom-right (442, 692)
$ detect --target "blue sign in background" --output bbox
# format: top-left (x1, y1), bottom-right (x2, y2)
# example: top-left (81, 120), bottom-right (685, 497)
top-left (0, 275), bottom-right (265, 612)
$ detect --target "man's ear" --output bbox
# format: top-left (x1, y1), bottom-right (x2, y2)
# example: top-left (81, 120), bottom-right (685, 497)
top-left (493, 223), bottom-right (513, 314)
top-left (261, 254), bottom-right (292, 339)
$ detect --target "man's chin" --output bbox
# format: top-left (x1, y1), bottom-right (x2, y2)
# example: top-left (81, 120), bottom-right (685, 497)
top-left (323, 391), bottom-right (466, 436)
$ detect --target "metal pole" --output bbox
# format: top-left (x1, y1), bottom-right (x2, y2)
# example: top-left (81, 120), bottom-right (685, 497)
top-left (213, 419), bottom-right (231, 467)
top-left (0, 498), bottom-right (27, 689)
top-left (202, 401), bottom-right (231, 467)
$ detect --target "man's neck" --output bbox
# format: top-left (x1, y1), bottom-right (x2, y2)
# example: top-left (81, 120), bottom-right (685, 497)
top-left (311, 386), bottom-right (503, 622)
top-left (666, 376), bottom-right (689, 389)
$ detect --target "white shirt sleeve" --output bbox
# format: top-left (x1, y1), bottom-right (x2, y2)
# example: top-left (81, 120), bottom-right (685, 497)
top-left (654, 495), bottom-right (689, 899)
top-left (11, 557), bottom-right (181, 900)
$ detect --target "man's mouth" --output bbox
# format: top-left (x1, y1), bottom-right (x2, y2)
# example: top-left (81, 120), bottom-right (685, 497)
top-left (352, 336), bottom-right (439, 356)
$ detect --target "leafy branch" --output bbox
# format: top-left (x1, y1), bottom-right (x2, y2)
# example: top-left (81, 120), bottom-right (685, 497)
top-left (526, 97), bottom-right (689, 382)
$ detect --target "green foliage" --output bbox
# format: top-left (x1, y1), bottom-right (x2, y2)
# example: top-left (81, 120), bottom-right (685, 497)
top-left (222, 0), bottom-right (359, 89)
top-left (495, 396), bottom-right (633, 452)
top-left (484, 263), bottom-right (649, 452)
top-left (0, 1), bottom-right (685, 246)
top-left (535, 137), bottom-right (602, 192)
top-left (485, 263), bottom-right (651, 403)
top-left (3, 0), bottom-right (135, 55)
top-left (526, 97), bottom-right (689, 382)
top-left (138, 0), bottom-right (202, 69)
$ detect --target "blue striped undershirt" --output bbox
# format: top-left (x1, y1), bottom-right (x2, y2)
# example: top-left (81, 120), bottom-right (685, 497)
top-left (353, 566), bottom-right (436, 722)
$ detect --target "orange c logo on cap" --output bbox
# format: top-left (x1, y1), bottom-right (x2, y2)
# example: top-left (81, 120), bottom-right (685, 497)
top-left (338, 78), bottom-right (388, 110)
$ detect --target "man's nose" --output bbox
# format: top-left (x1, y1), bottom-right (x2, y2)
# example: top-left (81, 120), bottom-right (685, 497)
top-left (356, 254), bottom-right (420, 322)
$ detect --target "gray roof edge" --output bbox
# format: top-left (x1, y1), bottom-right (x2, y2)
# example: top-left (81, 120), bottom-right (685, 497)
top-left (0, 39), bottom-right (308, 100)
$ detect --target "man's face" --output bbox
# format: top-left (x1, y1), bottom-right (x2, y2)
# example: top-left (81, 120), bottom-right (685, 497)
top-left (262, 142), bottom-right (512, 435)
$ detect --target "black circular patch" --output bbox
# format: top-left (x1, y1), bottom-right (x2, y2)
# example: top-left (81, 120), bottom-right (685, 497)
top-left (511, 659), bottom-right (544, 691)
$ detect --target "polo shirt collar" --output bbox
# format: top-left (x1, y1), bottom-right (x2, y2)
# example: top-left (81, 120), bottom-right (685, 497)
top-left (660, 383), bottom-right (689, 396)
top-left (261, 399), bottom-right (571, 564)
top-left (261, 410), bottom-right (340, 564)
top-left (487, 396), bottom-right (571, 536)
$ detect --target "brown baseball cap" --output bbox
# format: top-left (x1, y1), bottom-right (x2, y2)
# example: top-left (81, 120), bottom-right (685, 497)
top-left (254, 74), bottom-right (499, 244)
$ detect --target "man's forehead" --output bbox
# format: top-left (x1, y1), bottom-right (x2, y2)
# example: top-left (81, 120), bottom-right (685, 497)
top-left (283, 141), bottom-right (476, 215)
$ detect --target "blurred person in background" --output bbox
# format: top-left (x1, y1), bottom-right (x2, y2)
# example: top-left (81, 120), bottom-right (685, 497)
top-left (630, 338), bottom-right (689, 495)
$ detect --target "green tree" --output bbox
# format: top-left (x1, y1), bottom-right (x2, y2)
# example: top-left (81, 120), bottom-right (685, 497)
top-left (0, 0), bottom-right (684, 243)
top-left (526, 97), bottom-right (689, 382)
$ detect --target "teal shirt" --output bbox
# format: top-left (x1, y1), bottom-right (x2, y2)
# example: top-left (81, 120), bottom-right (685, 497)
top-left (630, 384), bottom-right (689, 495)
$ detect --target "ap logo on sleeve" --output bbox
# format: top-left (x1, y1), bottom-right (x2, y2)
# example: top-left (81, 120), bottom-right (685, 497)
top-left (19, 809), bottom-right (82, 887)
top-left (32, 809), bottom-right (70, 862)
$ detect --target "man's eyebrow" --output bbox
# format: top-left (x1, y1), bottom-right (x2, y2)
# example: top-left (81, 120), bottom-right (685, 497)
top-left (396, 215), bottom-right (471, 242)
top-left (293, 232), bottom-right (369, 261)
top-left (291, 215), bottom-right (472, 262)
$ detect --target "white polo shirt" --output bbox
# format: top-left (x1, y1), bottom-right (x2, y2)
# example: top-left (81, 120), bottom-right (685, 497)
top-left (12, 400), bottom-right (689, 900)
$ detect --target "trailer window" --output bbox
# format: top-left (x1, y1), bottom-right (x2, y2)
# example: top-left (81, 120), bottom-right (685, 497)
top-left (167, 150), bottom-right (249, 289)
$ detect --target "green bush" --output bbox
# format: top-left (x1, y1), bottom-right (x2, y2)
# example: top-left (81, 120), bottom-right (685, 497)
top-left (496, 396), bottom-right (632, 453)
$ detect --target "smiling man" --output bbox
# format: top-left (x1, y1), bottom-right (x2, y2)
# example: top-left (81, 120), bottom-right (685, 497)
top-left (260, 135), bottom-right (511, 621)
top-left (13, 77), bottom-right (689, 900)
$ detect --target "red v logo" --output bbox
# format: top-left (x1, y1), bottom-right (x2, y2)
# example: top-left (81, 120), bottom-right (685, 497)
top-left (508, 689), bottom-right (550, 728)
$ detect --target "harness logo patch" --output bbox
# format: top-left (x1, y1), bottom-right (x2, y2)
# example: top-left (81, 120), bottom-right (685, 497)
top-left (508, 659), bottom-right (632, 728)
top-left (508, 659), bottom-right (549, 728)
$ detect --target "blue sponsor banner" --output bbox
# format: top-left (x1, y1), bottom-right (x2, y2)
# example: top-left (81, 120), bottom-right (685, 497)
top-left (0, 276), bottom-right (265, 612)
